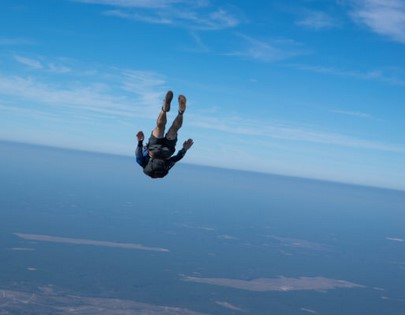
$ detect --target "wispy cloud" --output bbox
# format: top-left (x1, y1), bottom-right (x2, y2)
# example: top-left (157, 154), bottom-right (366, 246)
top-left (290, 63), bottom-right (405, 86)
top-left (227, 34), bottom-right (307, 62)
top-left (120, 70), bottom-right (167, 107)
top-left (0, 37), bottom-right (36, 46)
top-left (296, 9), bottom-right (338, 29)
top-left (331, 109), bottom-right (371, 118)
top-left (2, 68), bottom-right (402, 154)
top-left (350, 0), bottom-right (405, 43)
top-left (208, 8), bottom-right (240, 29)
top-left (103, 9), bottom-right (172, 24)
top-left (14, 55), bottom-right (72, 73)
top-left (188, 31), bottom-right (210, 52)
top-left (104, 7), bottom-right (239, 30)
top-left (2, 54), bottom-right (403, 155)
top-left (47, 63), bottom-right (72, 74)
top-left (0, 56), bottom-right (168, 121)
top-left (0, 74), bottom-right (123, 112)
top-left (14, 55), bottom-right (43, 70)
top-left (73, 0), bottom-right (187, 9)
top-left (190, 114), bottom-right (405, 153)
top-left (74, 0), bottom-right (240, 30)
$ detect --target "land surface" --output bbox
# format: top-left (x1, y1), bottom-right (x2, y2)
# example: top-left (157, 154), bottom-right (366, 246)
top-left (15, 233), bottom-right (169, 252)
top-left (183, 276), bottom-right (364, 292)
top-left (0, 286), bottom-right (207, 315)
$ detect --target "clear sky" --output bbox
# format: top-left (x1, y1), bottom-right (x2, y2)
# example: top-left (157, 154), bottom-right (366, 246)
top-left (1, 0), bottom-right (404, 190)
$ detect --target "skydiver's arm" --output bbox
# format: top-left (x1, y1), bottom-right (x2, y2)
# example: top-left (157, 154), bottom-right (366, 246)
top-left (167, 139), bottom-right (193, 168)
top-left (169, 148), bottom-right (187, 163)
top-left (135, 140), bottom-right (145, 166)
top-left (135, 131), bottom-right (147, 167)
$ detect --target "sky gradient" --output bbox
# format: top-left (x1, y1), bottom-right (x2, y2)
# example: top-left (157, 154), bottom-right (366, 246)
top-left (1, 0), bottom-right (404, 190)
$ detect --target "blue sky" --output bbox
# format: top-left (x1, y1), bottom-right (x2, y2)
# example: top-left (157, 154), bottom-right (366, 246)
top-left (1, 0), bottom-right (405, 190)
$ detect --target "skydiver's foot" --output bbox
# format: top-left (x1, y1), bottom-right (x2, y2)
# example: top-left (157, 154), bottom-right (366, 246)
top-left (162, 90), bottom-right (173, 112)
top-left (178, 95), bottom-right (186, 115)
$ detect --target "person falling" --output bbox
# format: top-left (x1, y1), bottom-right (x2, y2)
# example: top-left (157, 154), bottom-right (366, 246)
top-left (135, 90), bottom-right (194, 178)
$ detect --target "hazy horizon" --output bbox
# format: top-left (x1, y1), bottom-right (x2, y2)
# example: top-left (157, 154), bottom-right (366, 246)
top-left (2, 140), bottom-right (405, 314)
top-left (2, 139), bottom-right (404, 193)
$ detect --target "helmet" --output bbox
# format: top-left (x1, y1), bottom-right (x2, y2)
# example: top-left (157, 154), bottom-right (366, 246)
top-left (143, 158), bottom-right (169, 178)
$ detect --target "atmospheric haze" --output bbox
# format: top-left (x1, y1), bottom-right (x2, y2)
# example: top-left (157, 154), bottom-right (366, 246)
top-left (1, 141), bottom-right (405, 314)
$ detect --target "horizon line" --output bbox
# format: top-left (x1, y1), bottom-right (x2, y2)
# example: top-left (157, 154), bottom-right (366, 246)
top-left (1, 138), bottom-right (404, 193)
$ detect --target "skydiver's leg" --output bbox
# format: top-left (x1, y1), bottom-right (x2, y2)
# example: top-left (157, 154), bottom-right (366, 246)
top-left (152, 91), bottom-right (173, 138)
top-left (152, 110), bottom-right (167, 138)
top-left (166, 95), bottom-right (186, 140)
top-left (166, 113), bottom-right (183, 140)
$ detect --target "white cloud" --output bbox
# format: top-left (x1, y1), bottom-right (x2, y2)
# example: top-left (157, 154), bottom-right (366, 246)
top-left (2, 69), bottom-right (402, 154)
top-left (189, 113), bottom-right (405, 153)
top-left (103, 9), bottom-right (172, 24)
top-left (48, 63), bottom-right (72, 74)
top-left (1, 60), bottom-right (403, 155)
top-left (13, 55), bottom-right (72, 73)
top-left (350, 0), bottom-right (405, 43)
top-left (188, 31), bottom-right (210, 52)
top-left (0, 37), bottom-right (36, 46)
top-left (331, 110), bottom-right (371, 118)
top-left (73, 0), bottom-right (240, 30)
top-left (296, 10), bottom-right (337, 29)
top-left (0, 71), bottom-right (163, 120)
top-left (227, 34), bottom-right (306, 62)
top-left (3, 55), bottom-right (167, 118)
top-left (290, 63), bottom-right (405, 86)
top-left (0, 75), bottom-right (111, 108)
top-left (208, 8), bottom-right (239, 28)
top-left (120, 70), bottom-right (167, 107)
top-left (14, 55), bottom-right (43, 69)
top-left (73, 0), bottom-right (184, 8)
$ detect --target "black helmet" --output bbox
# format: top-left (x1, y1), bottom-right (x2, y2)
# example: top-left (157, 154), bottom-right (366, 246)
top-left (143, 159), bottom-right (169, 178)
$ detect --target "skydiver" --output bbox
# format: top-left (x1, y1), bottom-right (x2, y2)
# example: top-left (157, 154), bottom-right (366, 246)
top-left (135, 90), bottom-right (194, 178)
